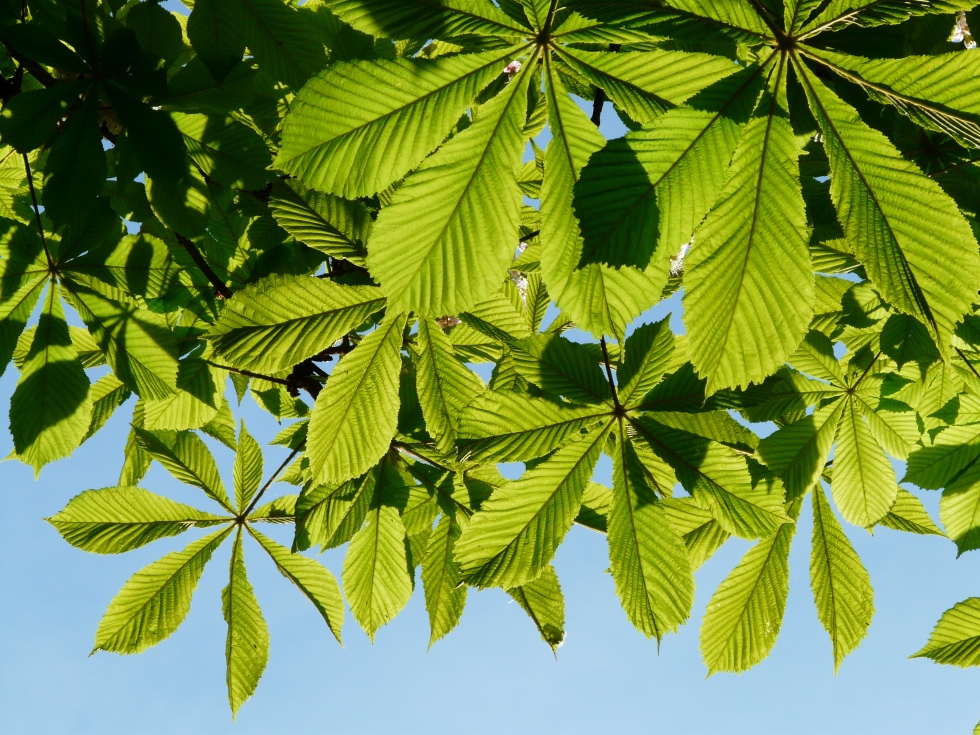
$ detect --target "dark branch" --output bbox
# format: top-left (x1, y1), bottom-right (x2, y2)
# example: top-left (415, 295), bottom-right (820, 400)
top-left (22, 154), bottom-right (54, 270)
top-left (175, 233), bottom-right (233, 299)
top-left (600, 336), bottom-right (623, 413)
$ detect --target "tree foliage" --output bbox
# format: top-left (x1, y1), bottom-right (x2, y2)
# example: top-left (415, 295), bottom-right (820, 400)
top-left (3, 0), bottom-right (980, 722)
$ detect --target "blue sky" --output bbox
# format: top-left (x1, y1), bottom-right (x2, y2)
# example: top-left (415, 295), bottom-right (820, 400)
top-left (3, 5), bottom-right (980, 732)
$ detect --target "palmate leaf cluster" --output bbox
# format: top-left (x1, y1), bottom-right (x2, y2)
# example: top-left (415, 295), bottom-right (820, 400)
top-left (4, 0), bottom-right (980, 722)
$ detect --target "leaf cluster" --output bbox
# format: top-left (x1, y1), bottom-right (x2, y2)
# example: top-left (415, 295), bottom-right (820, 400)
top-left (3, 0), bottom-right (980, 720)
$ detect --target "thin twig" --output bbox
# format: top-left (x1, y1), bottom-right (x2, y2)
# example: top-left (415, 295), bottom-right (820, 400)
top-left (203, 360), bottom-right (290, 386)
top-left (599, 336), bottom-right (623, 413)
top-left (241, 441), bottom-right (306, 521)
top-left (22, 154), bottom-right (54, 270)
top-left (175, 233), bottom-right (233, 299)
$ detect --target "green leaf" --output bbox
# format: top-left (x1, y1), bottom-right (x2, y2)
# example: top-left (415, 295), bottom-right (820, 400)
top-left (797, 61), bottom-right (980, 351)
top-left (251, 528), bottom-right (344, 643)
top-left (222, 531), bottom-right (269, 718)
top-left (277, 49), bottom-right (521, 197)
top-left (186, 0), bottom-right (245, 82)
top-left (94, 526), bottom-right (233, 654)
top-left (556, 47), bottom-right (737, 125)
top-left (142, 357), bottom-right (222, 432)
top-left (267, 182), bottom-right (370, 265)
top-left (342, 461), bottom-right (414, 640)
top-left (83, 374), bottom-right (131, 442)
top-left (878, 488), bottom-right (943, 536)
top-left (574, 64), bottom-right (765, 272)
top-left (684, 55), bottom-right (812, 392)
top-left (105, 84), bottom-right (187, 184)
top-left (41, 92), bottom-right (104, 228)
top-left (413, 317), bottom-right (485, 455)
top-left (940, 461), bottom-right (980, 556)
top-left (506, 564), bottom-right (566, 653)
top-left (665, 0), bottom-right (772, 35)
top-left (47, 486), bottom-right (228, 554)
top-left (618, 318), bottom-right (675, 407)
top-left (9, 286), bottom-right (92, 474)
top-left (368, 65), bottom-right (531, 316)
top-left (661, 497), bottom-right (731, 571)
top-left (65, 281), bottom-right (179, 401)
top-left (294, 475), bottom-right (373, 552)
top-left (537, 52), bottom-right (604, 295)
top-left (811, 484), bottom-right (874, 673)
top-left (801, 0), bottom-right (976, 35)
top-left (134, 428), bottom-right (235, 513)
top-left (699, 512), bottom-right (796, 674)
top-left (632, 416), bottom-right (790, 539)
top-left (509, 333), bottom-right (612, 403)
top-left (173, 113), bottom-right (272, 191)
top-left (126, 0), bottom-right (183, 66)
top-left (0, 266), bottom-right (46, 381)
top-left (233, 0), bottom-right (327, 89)
top-left (0, 80), bottom-right (87, 153)
top-left (832, 398), bottom-right (899, 528)
top-left (234, 421), bottom-right (264, 513)
top-left (608, 424), bottom-right (694, 640)
top-left (756, 399), bottom-right (845, 501)
top-left (207, 274), bottom-right (385, 374)
top-left (904, 424), bottom-right (980, 490)
top-left (880, 313), bottom-right (940, 369)
top-left (322, 0), bottom-right (527, 39)
top-left (422, 513), bottom-right (468, 647)
top-left (458, 390), bottom-right (609, 462)
top-left (455, 422), bottom-right (611, 588)
top-left (308, 313), bottom-right (408, 486)
top-left (913, 597), bottom-right (980, 667)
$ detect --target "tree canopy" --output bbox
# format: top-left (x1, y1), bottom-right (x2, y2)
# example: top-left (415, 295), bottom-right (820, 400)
top-left (3, 0), bottom-right (980, 724)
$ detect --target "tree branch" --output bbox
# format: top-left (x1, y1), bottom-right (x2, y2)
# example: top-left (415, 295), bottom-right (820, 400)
top-left (600, 336), bottom-right (623, 413)
top-left (175, 233), bottom-right (233, 299)
top-left (22, 153), bottom-right (54, 270)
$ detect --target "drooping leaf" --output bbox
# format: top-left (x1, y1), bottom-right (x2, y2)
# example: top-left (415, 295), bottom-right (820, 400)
top-left (413, 317), bottom-right (485, 455)
top-left (607, 423), bottom-right (694, 640)
top-left (700, 511), bottom-right (797, 674)
top-left (222, 531), bottom-right (269, 718)
top-left (506, 564), bottom-right (566, 653)
top-left (251, 528), bottom-right (344, 643)
top-left (684, 55), bottom-right (812, 393)
top-left (421, 513), bottom-right (468, 647)
top-left (307, 313), bottom-right (408, 486)
top-left (810, 484), bottom-right (874, 673)
top-left (342, 460), bottom-right (415, 640)
top-left (9, 286), bottom-right (92, 474)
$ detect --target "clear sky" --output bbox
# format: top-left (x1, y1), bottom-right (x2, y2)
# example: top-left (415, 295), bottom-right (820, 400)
top-left (3, 6), bottom-right (980, 731)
